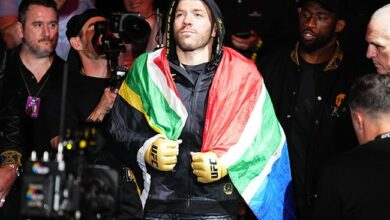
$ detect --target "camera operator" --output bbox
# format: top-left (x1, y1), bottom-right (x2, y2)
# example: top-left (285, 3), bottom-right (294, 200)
top-left (60, 9), bottom-right (142, 219)
top-left (64, 9), bottom-right (117, 126)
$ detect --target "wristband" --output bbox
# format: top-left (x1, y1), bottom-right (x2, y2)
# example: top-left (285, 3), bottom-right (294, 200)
top-left (1, 150), bottom-right (22, 166)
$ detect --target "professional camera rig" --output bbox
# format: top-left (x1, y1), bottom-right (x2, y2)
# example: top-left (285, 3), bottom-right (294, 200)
top-left (92, 12), bottom-right (151, 91)
top-left (20, 126), bottom-right (119, 220)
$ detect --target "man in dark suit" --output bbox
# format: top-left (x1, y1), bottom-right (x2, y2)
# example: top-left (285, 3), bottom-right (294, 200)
top-left (312, 73), bottom-right (390, 220)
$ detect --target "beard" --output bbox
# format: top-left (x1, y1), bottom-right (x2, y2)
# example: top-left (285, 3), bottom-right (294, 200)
top-left (82, 38), bottom-right (106, 60)
top-left (22, 37), bottom-right (57, 58)
top-left (299, 31), bottom-right (335, 52)
top-left (173, 30), bottom-right (213, 52)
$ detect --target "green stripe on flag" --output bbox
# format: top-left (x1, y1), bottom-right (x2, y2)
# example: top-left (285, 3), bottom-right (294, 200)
top-left (119, 82), bottom-right (164, 134)
top-left (228, 92), bottom-right (282, 193)
top-left (121, 52), bottom-right (185, 140)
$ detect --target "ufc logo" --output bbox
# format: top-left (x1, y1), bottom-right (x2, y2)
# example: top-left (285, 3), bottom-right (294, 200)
top-left (151, 145), bottom-right (158, 167)
top-left (209, 158), bottom-right (218, 178)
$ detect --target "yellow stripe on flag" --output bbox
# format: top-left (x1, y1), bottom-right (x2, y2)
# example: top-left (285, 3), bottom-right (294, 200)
top-left (119, 83), bottom-right (164, 134)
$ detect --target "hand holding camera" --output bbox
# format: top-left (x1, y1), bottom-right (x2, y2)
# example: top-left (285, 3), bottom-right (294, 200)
top-left (87, 87), bottom-right (118, 122)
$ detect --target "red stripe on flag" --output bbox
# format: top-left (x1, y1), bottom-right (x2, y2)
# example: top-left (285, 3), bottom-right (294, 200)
top-left (202, 47), bottom-right (263, 157)
top-left (153, 49), bottom-right (180, 97)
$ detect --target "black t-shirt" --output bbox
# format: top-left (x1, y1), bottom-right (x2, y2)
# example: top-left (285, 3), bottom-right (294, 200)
top-left (63, 71), bottom-right (119, 166)
top-left (182, 62), bottom-right (208, 84)
top-left (65, 70), bottom-right (109, 130)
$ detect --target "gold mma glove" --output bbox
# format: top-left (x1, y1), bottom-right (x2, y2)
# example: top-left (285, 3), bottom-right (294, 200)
top-left (191, 151), bottom-right (227, 183)
top-left (145, 138), bottom-right (180, 171)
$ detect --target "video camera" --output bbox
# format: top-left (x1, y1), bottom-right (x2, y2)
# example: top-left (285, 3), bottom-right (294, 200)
top-left (93, 12), bottom-right (151, 54)
top-left (92, 12), bottom-right (151, 90)
top-left (20, 126), bottom-right (119, 220)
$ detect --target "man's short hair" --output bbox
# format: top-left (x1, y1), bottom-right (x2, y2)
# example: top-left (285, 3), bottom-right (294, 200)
top-left (349, 74), bottom-right (390, 118)
top-left (18, 0), bottom-right (58, 25)
top-left (371, 4), bottom-right (390, 22)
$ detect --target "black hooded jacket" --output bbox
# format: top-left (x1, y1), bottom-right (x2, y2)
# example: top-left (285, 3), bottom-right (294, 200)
top-left (109, 0), bottom-right (240, 217)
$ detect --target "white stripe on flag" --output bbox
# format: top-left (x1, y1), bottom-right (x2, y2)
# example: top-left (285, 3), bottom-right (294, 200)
top-left (242, 125), bottom-right (286, 202)
top-left (146, 49), bottom-right (188, 120)
top-left (220, 80), bottom-right (267, 167)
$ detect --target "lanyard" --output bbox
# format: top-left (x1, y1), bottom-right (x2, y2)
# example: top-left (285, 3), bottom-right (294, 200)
top-left (19, 65), bottom-right (52, 97)
top-left (18, 62), bottom-right (53, 118)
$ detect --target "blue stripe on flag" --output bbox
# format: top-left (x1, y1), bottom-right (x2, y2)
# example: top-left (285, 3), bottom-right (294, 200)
top-left (249, 142), bottom-right (296, 220)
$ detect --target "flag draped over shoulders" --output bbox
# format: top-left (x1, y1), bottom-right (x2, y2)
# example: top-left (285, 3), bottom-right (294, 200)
top-left (118, 47), bottom-right (295, 219)
top-left (202, 47), bottom-right (295, 220)
top-left (118, 48), bottom-right (187, 140)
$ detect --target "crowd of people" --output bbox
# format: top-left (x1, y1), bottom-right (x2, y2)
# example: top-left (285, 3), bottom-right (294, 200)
top-left (1, 0), bottom-right (390, 219)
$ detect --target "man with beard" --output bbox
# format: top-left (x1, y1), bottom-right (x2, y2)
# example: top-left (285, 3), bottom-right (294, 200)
top-left (0, 0), bottom-right (63, 218)
top-left (109, 0), bottom-right (295, 219)
top-left (258, 0), bottom-right (364, 219)
top-left (0, 0), bottom-right (95, 60)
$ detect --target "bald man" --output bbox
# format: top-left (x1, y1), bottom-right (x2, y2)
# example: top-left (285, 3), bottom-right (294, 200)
top-left (366, 4), bottom-right (390, 74)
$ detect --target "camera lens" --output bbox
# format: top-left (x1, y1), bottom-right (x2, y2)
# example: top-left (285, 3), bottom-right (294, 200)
top-left (119, 14), bottom-right (151, 44)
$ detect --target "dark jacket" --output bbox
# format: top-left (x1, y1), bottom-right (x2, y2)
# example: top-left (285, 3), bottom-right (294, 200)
top-left (258, 42), bottom-right (361, 206)
top-left (109, 0), bottom-right (239, 217)
top-left (0, 49), bottom-right (64, 160)
top-left (312, 136), bottom-right (390, 220)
